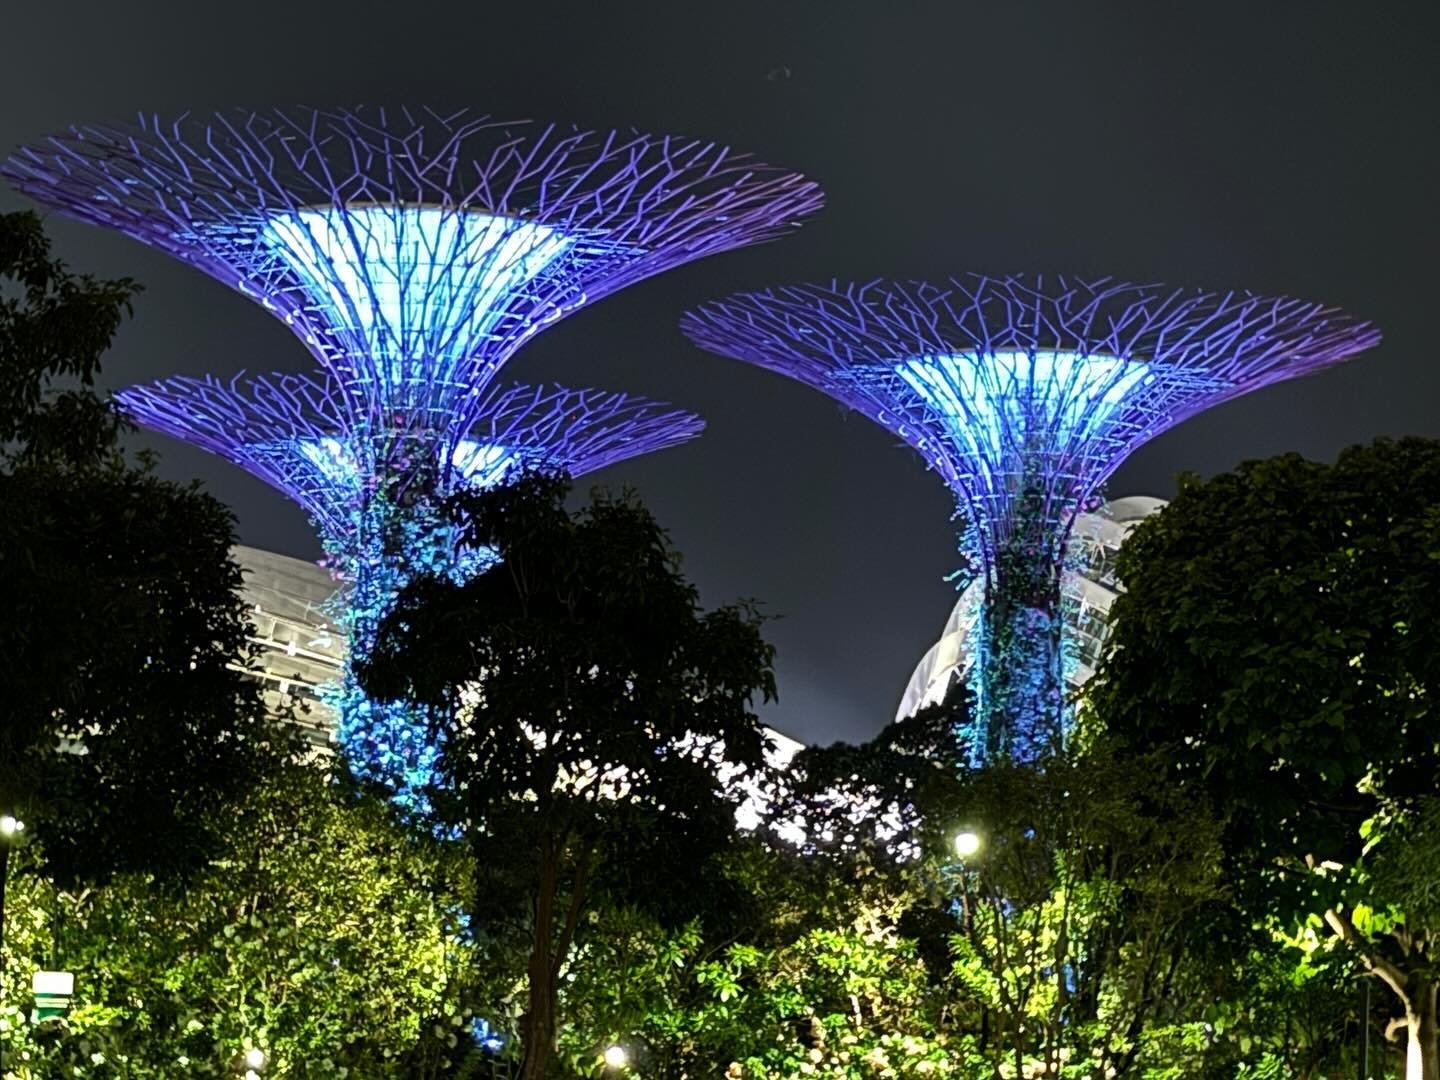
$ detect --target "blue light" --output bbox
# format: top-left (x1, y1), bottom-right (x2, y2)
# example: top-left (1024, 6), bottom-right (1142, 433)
top-left (296, 436), bottom-right (358, 488)
top-left (297, 437), bottom-right (517, 489)
top-left (449, 441), bottom-right (517, 485)
top-left (895, 351), bottom-right (1152, 463)
top-left (264, 206), bottom-right (573, 383)
top-left (472, 1018), bottom-right (505, 1055)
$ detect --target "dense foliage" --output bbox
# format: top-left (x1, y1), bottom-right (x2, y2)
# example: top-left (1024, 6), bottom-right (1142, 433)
top-left (360, 472), bottom-right (777, 1079)
top-left (1, 762), bottom-right (479, 1077)
top-left (1089, 438), bottom-right (1440, 1078)
top-left (0, 209), bottom-right (281, 1056)
top-left (4, 238), bottom-right (1431, 1080)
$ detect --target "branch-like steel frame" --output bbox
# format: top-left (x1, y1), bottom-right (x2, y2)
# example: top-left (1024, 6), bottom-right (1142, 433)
top-left (4, 106), bottom-right (823, 429)
top-left (682, 274), bottom-right (1380, 760)
top-left (115, 370), bottom-right (704, 809)
top-left (114, 371), bottom-right (705, 553)
top-left (4, 106), bottom-right (806, 809)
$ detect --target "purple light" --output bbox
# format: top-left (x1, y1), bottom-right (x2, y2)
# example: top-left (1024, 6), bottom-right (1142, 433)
top-left (682, 274), bottom-right (1380, 762)
top-left (113, 372), bottom-right (704, 555)
top-left (5, 107), bottom-right (819, 811)
top-left (116, 371), bottom-right (704, 809)
top-left (4, 107), bottom-right (823, 426)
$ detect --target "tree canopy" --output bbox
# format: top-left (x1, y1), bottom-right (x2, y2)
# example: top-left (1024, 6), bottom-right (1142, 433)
top-left (0, 210), bottom-right (275, 887)
top-left (1088, 438), bottom-right (1440, 1078)
top-left (359, 471), bottom-right (777, 1078)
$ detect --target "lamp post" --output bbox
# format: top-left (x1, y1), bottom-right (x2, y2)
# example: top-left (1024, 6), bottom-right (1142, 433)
top-left (950, 828), bottom-right (984, 940)
top-left (951, 826), bottom-right (987, 1050)
top-left (0, 813), bottom-right (24, 1007)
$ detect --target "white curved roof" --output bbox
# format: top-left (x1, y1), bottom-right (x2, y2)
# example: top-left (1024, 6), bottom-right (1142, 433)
top-left (895, 497), bottom-right (1167, 722)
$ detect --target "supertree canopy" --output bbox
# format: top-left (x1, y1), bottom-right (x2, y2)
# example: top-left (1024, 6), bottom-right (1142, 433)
top-left (2, 107), bottom-right (823, 429)
top-left (116, 371), bottom-right (704, 807)
top-left (682, 275), bottom-right (1381, 763)
top-left (114, 372), bottom-right (705, 552)
top-left (4, 106), bottom-right (820, 809)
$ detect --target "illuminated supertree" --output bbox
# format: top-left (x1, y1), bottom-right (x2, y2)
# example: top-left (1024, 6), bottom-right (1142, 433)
top-left (682, 275), bottom-right (1380, 763)
top-left (4, 106), bottom-right (821, 805)
top-left (3, 107), bottom-right (822, 432)
top-left (116, 371), bottom-right (704, 806)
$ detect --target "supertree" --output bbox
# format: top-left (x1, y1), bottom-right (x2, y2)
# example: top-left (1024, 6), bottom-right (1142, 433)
top-left (681, 275), bottom-right (1381, 763)
top-left (2, 107), bottom-right (822, 433)
top-left (115, 371), bottom-right (702, 807)
top-left (3, 106), bottom-right (822, 805)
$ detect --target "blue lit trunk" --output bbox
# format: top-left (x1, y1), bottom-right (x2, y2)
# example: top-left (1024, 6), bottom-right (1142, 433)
top-left (330, 456), bottom-right (459, 817)
top-left (973, 484), bottom-right (1072, 765)
top-left (976, 563), bottom-right (1066, 764)
top-left (335, 538), bottom-right (446, 816)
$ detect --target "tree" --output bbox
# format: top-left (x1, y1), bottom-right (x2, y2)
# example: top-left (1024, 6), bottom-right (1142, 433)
top-left (359, 472), bottom-right (777, 1079)
top-left (761, 695), bottom-right (1234, 1079)
top-left (1087, 439), bottom-right (1440, 1079)
top-left (1, 760), bottom-right (480, 1077)
top-left (0, 211), bottom-right (135, 466)
top-left (0, 211), bottom-right (276, 1004)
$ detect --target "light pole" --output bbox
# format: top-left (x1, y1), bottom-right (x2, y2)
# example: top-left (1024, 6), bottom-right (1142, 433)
top-left (950, 828), bottom-right (985, 939)
top-left (950, 826), bottom-right (987, 1049)
top-left (0, 813), bottom-right (24, 1008)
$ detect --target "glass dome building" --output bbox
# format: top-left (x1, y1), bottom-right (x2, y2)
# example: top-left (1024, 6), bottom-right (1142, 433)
top-left (895, 496), bottom-right (1166, 722)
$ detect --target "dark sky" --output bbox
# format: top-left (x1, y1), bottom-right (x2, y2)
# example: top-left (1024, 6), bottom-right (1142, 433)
top-left (3, 3), bottom-right (1436, 746)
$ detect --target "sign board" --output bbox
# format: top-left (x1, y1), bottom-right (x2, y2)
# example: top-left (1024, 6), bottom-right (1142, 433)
top-left (32, 970), bottom-right (73, 1022)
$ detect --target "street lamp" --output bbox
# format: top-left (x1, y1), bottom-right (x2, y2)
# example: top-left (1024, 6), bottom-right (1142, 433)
top-left (603, 1044), bottom-right (628, 1069)
top-left (0, 815), bottom-right (24, 838)
top-left (953, 829), bottom-right (982, 859)
top-left (242, 1045), bottom-right (267, 1077)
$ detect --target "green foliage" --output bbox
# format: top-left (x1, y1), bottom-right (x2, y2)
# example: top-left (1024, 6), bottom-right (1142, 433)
top-left (0, 460), bottom-right (277, 888)
top-left (0, 210), bottom-right (275, 889)
top-left (0, 211), bottom-right (137, 465)
top-left (556, 847), bottom-right (966, 1078)
top-left (543, 711), bottom-right (1235, 1078)
top-left (360, 472), bottom-right (777, 1076)
top-left (1088, 438), bottom-right (1440, 1075)
top-left (0, 762), bottom-right (478, 1077)
top-left (1089, 440), bottom-right (1440, 916)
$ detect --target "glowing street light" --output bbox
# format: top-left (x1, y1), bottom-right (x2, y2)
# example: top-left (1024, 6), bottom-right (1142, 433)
top-left (243, 1046), bottom-right (267, 1073)
top-left (603, 1044), bottom-right (629, 1069)
top-left (953, 829), bottom-right (983, 859)
top-left (0, 815), bottom-right (24, 838)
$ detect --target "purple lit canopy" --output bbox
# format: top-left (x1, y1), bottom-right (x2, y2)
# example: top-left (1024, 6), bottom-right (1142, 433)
top-left (682, 274), bottom-right (1381, 760)
top-left (2, 107), bottom-right (823, 430)
top-left (114, 372), bottom-right (705, 552)
top-left (1, 106), bottom-right (822, 808)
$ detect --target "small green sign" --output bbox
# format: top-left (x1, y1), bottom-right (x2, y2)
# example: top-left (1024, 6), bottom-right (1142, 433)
top-left (31, 971), bottom-right (73, 1022)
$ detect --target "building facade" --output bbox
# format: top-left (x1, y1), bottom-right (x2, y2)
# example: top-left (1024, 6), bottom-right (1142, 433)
top-left (233, 546), bottom-right (344, 748)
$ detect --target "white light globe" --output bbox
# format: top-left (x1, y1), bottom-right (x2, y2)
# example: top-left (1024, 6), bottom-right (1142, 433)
top-left (953, 830), bottom-right (982, 858)
top-left (243, 1047), bottom-right (267, 1070)
top-left (603, 1044), bottom-right (628, 1068)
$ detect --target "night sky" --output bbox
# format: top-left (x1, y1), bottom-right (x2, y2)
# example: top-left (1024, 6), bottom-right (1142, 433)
top-left (2, 3), bottom-right (1436, 746)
